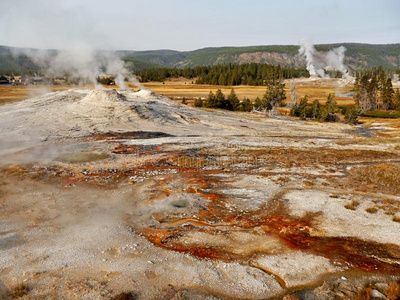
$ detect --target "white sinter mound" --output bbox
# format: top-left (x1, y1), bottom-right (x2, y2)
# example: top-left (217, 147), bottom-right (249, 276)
top-left (0, 88), bottom-right (352, 157)
top-left (0, 88), bottom-right (245, 155)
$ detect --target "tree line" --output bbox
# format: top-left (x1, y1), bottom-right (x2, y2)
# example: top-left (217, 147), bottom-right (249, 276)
top-left (194, 77), bottom-right (286, 112)
top-left (136, 63), bottom-right (309, 85)
top-left (194, 89), bottom-right (253, 112)
top-left (191, 76), bottom-right (358, 125)
top-left (354, 67), bottom-right (400, 113)
top-left (289, 94), bottom-right (358, 123)
top-left (288, 67), bottom-right (400, 124)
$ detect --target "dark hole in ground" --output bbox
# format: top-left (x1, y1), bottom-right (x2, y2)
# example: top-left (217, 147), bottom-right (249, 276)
top-left (171, 200), bottom-right (188, 208)
top-left (111, 292), bottom-right (138, 300)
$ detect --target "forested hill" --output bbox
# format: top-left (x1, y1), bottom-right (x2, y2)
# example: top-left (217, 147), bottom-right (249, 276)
top-left (1, 43), bottom-right (400, 74)
top-left (120, 44), bottom-right (400, 70)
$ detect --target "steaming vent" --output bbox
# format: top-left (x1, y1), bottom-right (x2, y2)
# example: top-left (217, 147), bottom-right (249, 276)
top-left (80, 89), bottom-right (127, 106)
top-left (298, 39), bottom-right (352, 79)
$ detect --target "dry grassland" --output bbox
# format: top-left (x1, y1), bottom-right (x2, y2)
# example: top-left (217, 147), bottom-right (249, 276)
top-left (131, 78), bottom-right (355, 105)
top-left (0, 78), bottom-right (355, 106)
top-left (348, 164), bottom-right (400, 195)
top-left (0, 84), bottom-right (94, 105)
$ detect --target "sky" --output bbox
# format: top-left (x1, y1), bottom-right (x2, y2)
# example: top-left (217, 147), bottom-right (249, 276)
top-left (1, 0), bottom-right (399, 51)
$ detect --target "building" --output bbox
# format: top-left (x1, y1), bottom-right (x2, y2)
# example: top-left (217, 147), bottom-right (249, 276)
top-left (12, 76), bottom-right (23, 85)
top-left (0, 75), bottom-right (10, 84)
top-left (33, 76), bottom-right (45, 84)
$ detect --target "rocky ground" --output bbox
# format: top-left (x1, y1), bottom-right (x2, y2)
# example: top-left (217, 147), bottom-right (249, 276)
top-left (0, 88), bottom-right (399, 299)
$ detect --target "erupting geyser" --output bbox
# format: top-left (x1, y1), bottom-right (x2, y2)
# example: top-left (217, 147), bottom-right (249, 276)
top-left (298, 39), bottom-right (352, 79)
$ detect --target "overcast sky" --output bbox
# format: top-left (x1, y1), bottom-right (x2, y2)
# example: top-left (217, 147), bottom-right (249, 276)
top-left (1, 0), bottom-right (399, 51)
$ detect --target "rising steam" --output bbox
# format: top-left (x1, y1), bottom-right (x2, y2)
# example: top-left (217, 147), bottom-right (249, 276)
top-left (11, 45), bottom-right (144, 90)
top-left (298, 39), bottom-right (351, 79)
top-left (2, 0), bottom-right (145, 90)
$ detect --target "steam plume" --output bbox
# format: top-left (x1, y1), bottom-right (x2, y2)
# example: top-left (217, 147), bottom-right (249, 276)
top-left (298, 39), bottom-right (351, 79)
top-left (11, 46), bottom-right (144, 90)
top-left (2, 0), bottom-right (145, 90)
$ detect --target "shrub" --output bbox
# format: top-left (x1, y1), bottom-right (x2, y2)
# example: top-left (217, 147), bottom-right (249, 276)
top-left (289, 104), bottom-right (299, 117)
top-left (362, 110), bottom-right (400, 118)
top-left (342, 106), bottom-right (360, 124)
top-left (194, 98), bottom-right (203, 107)
top-left (253, 96), bottom-right (262, 111)
top-left (239, 98), bottom-right (253, 112)
top-left (365, 207), bottom-right (378, 214)
top-left (344, 200), bottom-right (360, 210)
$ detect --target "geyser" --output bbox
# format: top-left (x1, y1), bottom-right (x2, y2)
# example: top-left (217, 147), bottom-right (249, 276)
top-left (298, 39), bottom-right (351, 79)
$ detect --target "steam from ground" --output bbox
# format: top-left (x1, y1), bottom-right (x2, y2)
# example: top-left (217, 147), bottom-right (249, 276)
top-left (298, 39), bottom-right (351, 79)
top-left (99, 52), bottom-right (145, 90)
top-left (2, 0), bottom-right (144, 90)
top-left (11, 46), bottom-right (144, 90)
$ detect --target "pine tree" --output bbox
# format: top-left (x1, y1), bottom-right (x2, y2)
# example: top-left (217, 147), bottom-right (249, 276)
top-left (298, 96), bottom-right (309, 120)
top-left (254, 96), bottom-right (262, 111)
top-left (319, 107), bottom-right (329, 122)
top-left (354, 72), bottom-right (361, 107)
top-left (311, 100), bottom-right (320, 119)
top-left (214, 89), bottom-right (226, 109)
top-left (326, 93), bottom-right (337, 113)
top-left (218, 73), bottom-right (226, 86)
top-left (260, 91), bottom-right (272, 111)
top-left (367, 75), bottom-right (378, 110)
top-left (241, 98), bottom-right (253, 112)
top-left (395, 89), bottom-right (400, 111)
top-left (382, 78), bottom-right (394, 110)
top-left (377, 69), bottom-right (386, 108)
top-left (344, 106), bottom-right (359, 124)
top-left (205, 91), bottom-right (215, 108)
top-left (355, 75), bottom-right (373, 113)
top-left (320, 94), bottom-right (338, 122)
top-left (289, 104), bottom-right (299, 117)
top-left (227, 89), bottom-right (240, 111)
top-left (378, 71), bottom-right (386, 91)
top-left (256, 78), bottom-right (286, 112)
top-left (265, 78), bottom-right (286, 109)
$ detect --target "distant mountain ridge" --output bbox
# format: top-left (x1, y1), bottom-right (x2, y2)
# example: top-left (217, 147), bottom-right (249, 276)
top-left (1, 43), bottom-right (400, 74)
top-left (119, 43), bottom-right (400, 71)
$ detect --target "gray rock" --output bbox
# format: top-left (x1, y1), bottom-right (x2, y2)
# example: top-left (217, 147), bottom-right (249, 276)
top-left (375, 283), bottom-right (389, 289)
top-left (371, 289), bottom-right (387, 299)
